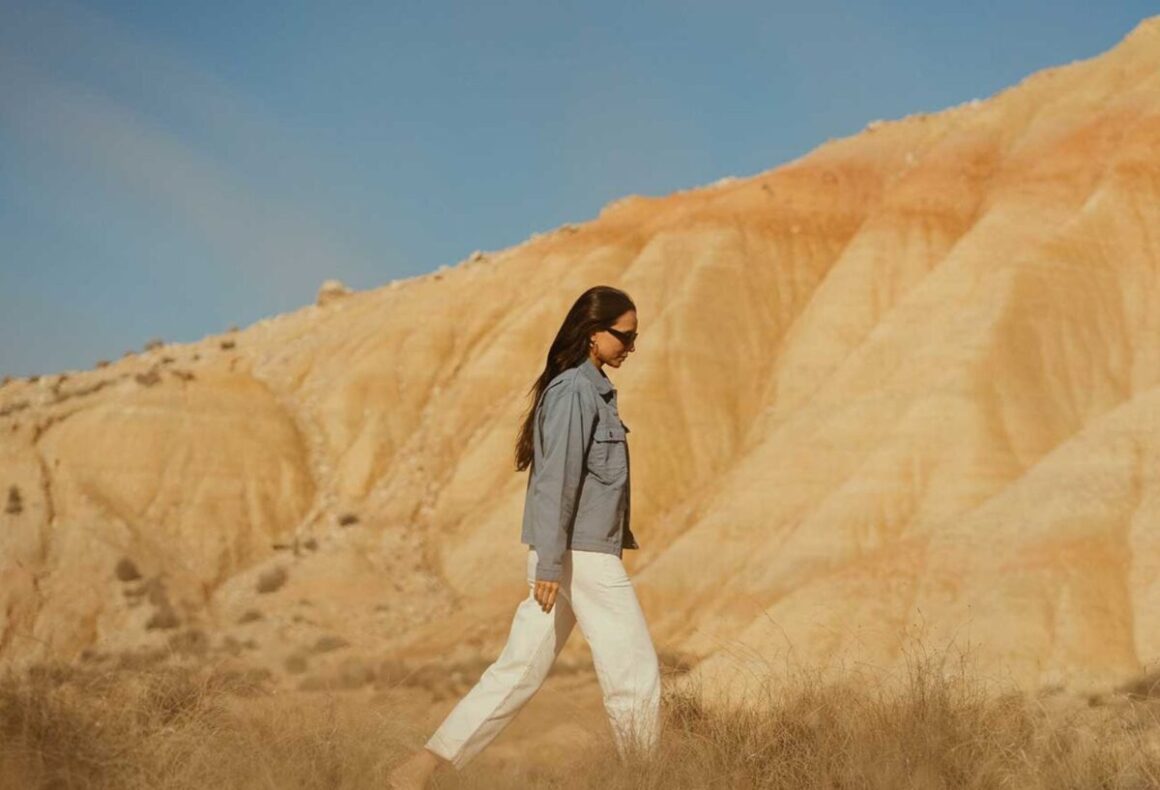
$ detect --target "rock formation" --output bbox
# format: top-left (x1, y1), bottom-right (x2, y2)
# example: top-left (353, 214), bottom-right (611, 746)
top-left (2, 17), bottom-right (1159, 703)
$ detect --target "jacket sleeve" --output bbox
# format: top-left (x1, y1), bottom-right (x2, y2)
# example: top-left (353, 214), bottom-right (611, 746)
top-left (528, 377), bottom-right (596, 582)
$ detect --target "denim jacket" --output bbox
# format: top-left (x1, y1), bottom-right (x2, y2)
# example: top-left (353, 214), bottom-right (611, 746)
top-left (521, 356), bottom-right (638, 581)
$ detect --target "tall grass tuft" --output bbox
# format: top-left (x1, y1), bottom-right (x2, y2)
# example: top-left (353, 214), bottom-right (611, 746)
top-left (1, 642), bottom-right (1158, 789)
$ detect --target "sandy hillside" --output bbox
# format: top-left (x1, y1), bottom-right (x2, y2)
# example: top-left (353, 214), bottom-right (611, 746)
top-left (2, 16), bottom-right (1160, 706)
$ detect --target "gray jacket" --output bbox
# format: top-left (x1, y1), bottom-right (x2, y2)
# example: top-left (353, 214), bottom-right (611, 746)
top-left (521, 357), bottom-right (638, 581)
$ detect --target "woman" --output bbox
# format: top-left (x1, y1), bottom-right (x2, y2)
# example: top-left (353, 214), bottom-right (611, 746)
top-left (388, 285), bottom-right (661, 789)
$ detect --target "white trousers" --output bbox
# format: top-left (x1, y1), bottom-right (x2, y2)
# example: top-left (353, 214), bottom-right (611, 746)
top-left (424, 548), bottom-right (662, 769)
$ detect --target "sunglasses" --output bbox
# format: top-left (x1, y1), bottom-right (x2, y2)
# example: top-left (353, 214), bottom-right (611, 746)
top-left (605, 327), bottom-right (638, 347)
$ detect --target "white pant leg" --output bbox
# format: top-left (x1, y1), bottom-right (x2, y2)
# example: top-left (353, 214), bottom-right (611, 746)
top-left (425, 549), bottom-right (576, 770)
top-left (568, 550), bottom-right (662, 761)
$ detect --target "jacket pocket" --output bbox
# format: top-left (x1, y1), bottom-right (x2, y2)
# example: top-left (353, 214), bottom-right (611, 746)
top-left (590, 423), bottom-right (628, 480)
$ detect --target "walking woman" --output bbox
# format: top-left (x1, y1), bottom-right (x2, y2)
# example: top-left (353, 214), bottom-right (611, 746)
top-left (388, 285), bottom-right (662, 788)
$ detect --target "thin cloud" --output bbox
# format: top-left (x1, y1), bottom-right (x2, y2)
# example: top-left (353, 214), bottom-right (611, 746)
top-left (0, 0), bottom-right (377, 297)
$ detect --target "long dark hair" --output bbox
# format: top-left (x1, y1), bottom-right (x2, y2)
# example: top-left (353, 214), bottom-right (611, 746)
top-left (514, 285), bottom-right (636, 472)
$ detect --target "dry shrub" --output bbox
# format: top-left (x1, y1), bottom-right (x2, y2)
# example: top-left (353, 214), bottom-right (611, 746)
top-left (0, 660), bottom-right (266, 788)
top-left (5, 485), bottom-right (22, 515)
top-left (1119, 669), bottom-right (1160, 701)
top-left (555, 642), bottom-right (1160, 790)
top-left (0, 660), bottom-right (127, 787)
top-left (2, 642), bottom-right (1159, 789)
top-left (134, 369), bottom-right (161, 387)
top-left (0, 400), bottom-right (30, 418)
top-left (167, 628), bottom-right (210, 657)
top-left (257, 566), bottom-right (288, 593)
top-left (312, 635), bottom-right (351, 654)
top-left (0, 657), bottom-right (406, 789)
top-left (144, 605), bottom-right (180, 630)
top-left (114, 557), bottom-right (142, 582)
top-left (656, 647), bottom-right (697, 676)
top-left (237, 608), bottom-right (263, 624)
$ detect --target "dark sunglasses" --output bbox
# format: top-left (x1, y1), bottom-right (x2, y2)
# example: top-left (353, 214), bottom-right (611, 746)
top-left (605, 327), bottom-right (638, 347)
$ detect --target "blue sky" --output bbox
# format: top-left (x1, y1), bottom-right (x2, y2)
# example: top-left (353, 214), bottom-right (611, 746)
top-left (1, 1), bottom-right (1154, 378)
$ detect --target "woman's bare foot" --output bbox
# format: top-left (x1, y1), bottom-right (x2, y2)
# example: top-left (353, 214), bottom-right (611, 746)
top-left (387, 747), bottom-right (445, 790)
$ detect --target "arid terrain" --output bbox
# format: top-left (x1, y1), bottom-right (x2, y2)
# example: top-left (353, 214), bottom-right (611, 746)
top-left (3, 14), bottom-right (1160, 787)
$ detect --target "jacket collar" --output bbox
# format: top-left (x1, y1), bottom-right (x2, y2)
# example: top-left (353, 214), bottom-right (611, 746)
top-left (577, 356), bottom-right (614, 395)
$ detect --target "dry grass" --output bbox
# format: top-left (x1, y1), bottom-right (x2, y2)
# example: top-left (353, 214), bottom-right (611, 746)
top-left (0, 658), bottom-right (410, 789)
top-left (608, 648), bottom-right (1160, 790)
top-left (1, 643), bottom-right (1158, 789)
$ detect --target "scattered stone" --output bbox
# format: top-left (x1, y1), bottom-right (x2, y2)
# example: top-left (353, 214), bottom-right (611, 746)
top-left (316, 279), bottom-right (353, 307)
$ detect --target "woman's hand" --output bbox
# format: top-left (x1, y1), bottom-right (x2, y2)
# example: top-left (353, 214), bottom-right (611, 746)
top-left (534, 579), bottom-right (560, 613)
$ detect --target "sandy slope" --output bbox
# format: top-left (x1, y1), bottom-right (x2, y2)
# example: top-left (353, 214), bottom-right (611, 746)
top-left (1, 17), bottom-right (1159, 705)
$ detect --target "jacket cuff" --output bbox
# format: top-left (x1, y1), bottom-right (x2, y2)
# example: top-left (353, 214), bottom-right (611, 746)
top-left (535, 564), bottom-right (563, 582)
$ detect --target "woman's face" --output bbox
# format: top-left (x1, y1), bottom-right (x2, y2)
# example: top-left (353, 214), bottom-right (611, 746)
top-left (590, 309), bottom-right (638, 369)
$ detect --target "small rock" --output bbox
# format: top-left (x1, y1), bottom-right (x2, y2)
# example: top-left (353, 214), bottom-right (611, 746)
top-left (317, 279), bottom-right (353, 307)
